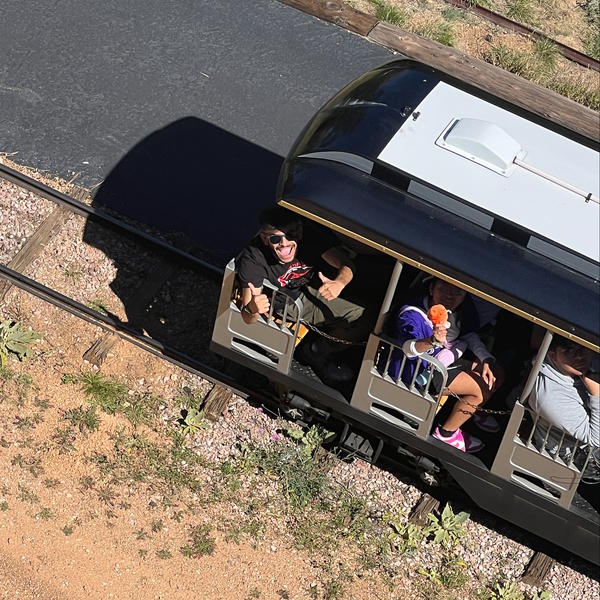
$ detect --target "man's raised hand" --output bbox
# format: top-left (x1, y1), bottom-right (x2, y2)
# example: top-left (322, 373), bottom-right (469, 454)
top-left (247, 282), bottom-right (270, 315)
top-left (318, 272), bottom-right (344, 301)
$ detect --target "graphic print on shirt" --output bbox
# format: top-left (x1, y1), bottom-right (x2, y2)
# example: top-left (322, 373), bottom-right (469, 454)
top-left (278, 260), bottom-right (313, 289)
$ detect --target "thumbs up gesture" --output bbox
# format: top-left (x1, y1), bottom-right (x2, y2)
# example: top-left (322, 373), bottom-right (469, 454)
top-left (318, 272), bottom-right (344, 301)
top-left (247, 282), bottom-right (270, 315)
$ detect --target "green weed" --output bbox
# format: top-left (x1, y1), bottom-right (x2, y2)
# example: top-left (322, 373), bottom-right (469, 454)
top-left (0, 320), bottom-right (41, 366)
top-left (11, 454), bottom-right (44, 478)
top-left (62, 524), bottom-right (74, 535)
top-left (533, 37), bottom-right (559, 69)
top-left (415, 20), bottom-right (456, 47)
top-left (64, 372), bottom-right (159, 426)
top-left (369, 0), bottom-right (408, 27)
top-left (63, 405), bottom-right (100, 434)
top-left (63, 263), bottom-right (83, 282)
top-left (52, 427), bottom-right (76, 454)
top-left (36, 507), bottom-right (54, 520)
top-left (424, 504), bottom-right (469, 548)
top-left (180, 524), bottom-right (216, 558)
top-left (442, 6), bottom-right (466, 21)
top-left (179, 407), bottom-right (209, 436)
top-left (418, 554), bottom-right (469, 590)
top-left (151, 519), bottom-right (164, 533)
top-left (87, 298), bottom-right (110, 316)
top-left (506, 0), bottom-right (536, 25)
top-left (383, 510), bottom-right (424, 556)
top-left (156, 549), bottom-right (172, 560)
top-left (0, 500), bottom-right (8, 511)
top-left (43, 478), bottom-right (61, 488)
top-left (17, 485), bottom-right (39, 504)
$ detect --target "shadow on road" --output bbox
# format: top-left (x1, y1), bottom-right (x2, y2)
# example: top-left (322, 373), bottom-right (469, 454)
top-left (83, 117), bottom-right (283, 362)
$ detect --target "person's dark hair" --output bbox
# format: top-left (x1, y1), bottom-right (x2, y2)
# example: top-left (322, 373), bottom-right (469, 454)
top-left (258, 206), bottom-right (302, 239)
top-left (549, 335), bottom-right (583, 353)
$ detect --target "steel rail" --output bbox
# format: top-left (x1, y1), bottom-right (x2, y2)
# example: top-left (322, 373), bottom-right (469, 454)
top-left (0, 163), bottom-right (223, 277)
top-left (0, 261), bottom-right (243, 398)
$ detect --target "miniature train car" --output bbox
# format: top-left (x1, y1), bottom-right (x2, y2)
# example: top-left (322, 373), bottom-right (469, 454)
top-left (211, 59), bottom-right (600, 564)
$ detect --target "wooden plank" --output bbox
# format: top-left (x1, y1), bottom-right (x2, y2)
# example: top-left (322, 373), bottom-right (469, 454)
top-left (408, 493), bottom-right (440, 527)
top-left (202, 384), bottom-right (233, 421)
top-left (368, 22), bottom-right (600, 143)
top-left (521, 552), bottom-right (555, 586)
top-left (277, 0), bottom-right (377, 36)
top-left (83, 333), bottom-right (120, 366)
top-left (0, 206), bottom-right (71, 302)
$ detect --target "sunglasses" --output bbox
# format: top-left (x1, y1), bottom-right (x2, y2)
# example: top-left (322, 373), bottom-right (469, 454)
top-left (267, 233), bottom-right (293, 245)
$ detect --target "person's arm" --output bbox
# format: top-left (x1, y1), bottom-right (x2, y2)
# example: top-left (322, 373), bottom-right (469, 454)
top-left (395, 308), bottom-right (445, 357)
top-left (317, 247), bottom-right (355, 301)
top-left (534, 374), bottom-right (599, 446)
top-left (581, 372), bottom-right (600, 447)
top-left (240, 283), bottom-right (270, 324)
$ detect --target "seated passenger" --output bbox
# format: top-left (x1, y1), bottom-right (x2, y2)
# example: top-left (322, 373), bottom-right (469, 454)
top-left (236, 206), bottom-right (371, 382)
top-left (390, 278), bottom-right (502, 453)
top-left (526, 337), bottom-right (599, 475)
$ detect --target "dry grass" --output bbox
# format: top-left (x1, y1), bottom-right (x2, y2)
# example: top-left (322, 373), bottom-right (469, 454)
top-left (345, 0), bottom-right (600, 111)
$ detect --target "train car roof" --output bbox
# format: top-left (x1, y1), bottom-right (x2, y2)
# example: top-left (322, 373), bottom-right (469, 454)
top-left (278, 59), bottom-right (600, 349)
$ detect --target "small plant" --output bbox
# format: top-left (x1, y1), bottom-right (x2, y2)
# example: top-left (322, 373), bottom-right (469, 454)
top-left (417, 20), bottom-right (456, 47)
top-left (17, 485), bottom-right (39, 504)
top-left (151, 519), bottom-right (164, 533)
top-left (506, 0), bottom-right (536, 25)
top-left (63, 405), bottom-right (100, 434)
top-left (52, 427), bottom-right (76, 454)
top-left (135, 529), bottom-right (148, 540)
top-left (62, 524), bottom-right (74, 535)
top-left (369, 0), bottom-right (408, 27)
top-left (478, 581), bottom-right (524, 600)
top-left (0, 320), bottom-right (41, 366)
top-left (79, 475), bottom-right (95, 490)
top-left (156, 549), bottom-right (172, 560)
top-left (179, 407), bottom-right (209, 436)
top-left (180, 524), bottom-right (216, 558)
top-left (36, 507), bottom-right (54, 520)
top-left (0, 500), bottom-right (8, 511)
top-left (286, 425), bottom-right (335, 460)
top-left (11, 454), bottom-right (44, 478)
top-left (383, 510), bottom-right (424, 555)
top-left (63, 263), bottom-right (83, 282)
top-left (43, 478), bottom-right (61, 488)
top-left (533, 37), bottom-right (558, 69)
top-left (87, 298), bottom-right (110, 316)
top-left (418, 554), bottom-right (469, 590)
top-left (424, 504), bottom-right (469, 548)
top-left (442, 6), bottom-right (465, 21)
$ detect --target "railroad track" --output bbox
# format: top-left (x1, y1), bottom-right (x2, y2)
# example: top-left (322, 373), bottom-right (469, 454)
top-left (0, 162), bottom-right (592, 584)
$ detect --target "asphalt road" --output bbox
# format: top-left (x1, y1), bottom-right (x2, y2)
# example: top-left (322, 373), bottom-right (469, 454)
top-left (1, 1), bottom-right (391, 257)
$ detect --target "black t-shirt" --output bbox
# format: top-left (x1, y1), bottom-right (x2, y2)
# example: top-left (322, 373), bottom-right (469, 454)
top-left (237, 238), bottom-right (323, 300)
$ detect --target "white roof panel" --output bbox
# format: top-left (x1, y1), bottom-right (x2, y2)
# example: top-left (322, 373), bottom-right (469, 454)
top-left (378, 82), bottom-right (600, 263)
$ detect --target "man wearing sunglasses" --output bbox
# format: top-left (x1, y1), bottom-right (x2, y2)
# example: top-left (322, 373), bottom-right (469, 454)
top-left (236, 206), bottom-right (369, 381)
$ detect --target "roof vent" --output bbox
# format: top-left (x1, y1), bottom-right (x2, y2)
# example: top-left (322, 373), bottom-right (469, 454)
top-left (436, 118), bottom-right (526, 176)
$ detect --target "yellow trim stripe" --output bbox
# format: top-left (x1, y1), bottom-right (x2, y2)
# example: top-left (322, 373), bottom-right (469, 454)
top-left (279, 199), bottom-right (600, 353)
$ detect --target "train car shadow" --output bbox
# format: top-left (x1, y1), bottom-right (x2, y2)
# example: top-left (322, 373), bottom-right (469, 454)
top-left (83, 117), bottom-right (282, 364)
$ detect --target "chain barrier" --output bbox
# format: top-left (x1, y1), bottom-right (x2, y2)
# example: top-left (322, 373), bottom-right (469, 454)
top-left (444, 389), bottom-right (513, 415)
top-left (299, 320), bottom-right (367, 346)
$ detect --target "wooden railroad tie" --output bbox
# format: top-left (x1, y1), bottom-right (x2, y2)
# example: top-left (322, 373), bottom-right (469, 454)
top-left (0, 206), bottom-right (72, 303)
top-left (408, 493), bottom-right (440, 527)
top-left (521, 551), bottom-right (555, 587)
top-left (201, 384), bottom-right (233, 422)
